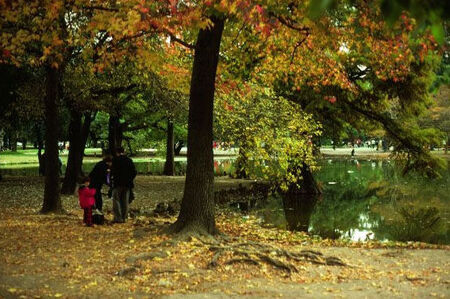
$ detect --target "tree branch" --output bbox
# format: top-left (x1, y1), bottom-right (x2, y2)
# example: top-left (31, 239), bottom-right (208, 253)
top-left (92, 84), bottom-right (138, 97)
top-left (123, 119), bottom-right (165, 132)
top-left (290, 35), bottom-right (309, 64)
top-left (81, 5), bottom-right (119, 12)
top-left (166, 30), bottom-right (195, 49)
top-left (274, 15), bottom-right (310, 33)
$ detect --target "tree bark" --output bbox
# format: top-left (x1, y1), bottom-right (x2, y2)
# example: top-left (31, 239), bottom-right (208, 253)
top-left (125, 138), bottom-right (133, 156)
top-left (41, 65), bottom-right (63, 213)
top-left (61, 109), bottom-right (83, 194)
top-left (108, 114), bottom-right (122, 156)
top-left (235, 147), bottom-right (249, 179)
top-left (163, 119), bottom-right (175, 176)
top-left (170, 17), bottom-right (225, 235)
top-left (287, 162), bottom-right (321, 195)
top-left (10, 132), bottom-right (17, 151)
top-left (80, 112), bottom-right (94, 161)
top-left (36, 124), bottom-right (45, 175)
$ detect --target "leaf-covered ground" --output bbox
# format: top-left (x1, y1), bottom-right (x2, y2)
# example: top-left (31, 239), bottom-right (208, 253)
top-left (0, 176), bottom-right (449, 298)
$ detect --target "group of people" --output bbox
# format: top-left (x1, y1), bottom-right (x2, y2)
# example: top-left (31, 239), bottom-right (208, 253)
top-left (78, 147), bottom-right (137, 226)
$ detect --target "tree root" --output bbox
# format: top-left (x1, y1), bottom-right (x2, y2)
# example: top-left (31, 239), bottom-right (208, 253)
top-left (224, 258), bottom-right (260, 266)
top-left (208, 240), bottom-right (347, 273)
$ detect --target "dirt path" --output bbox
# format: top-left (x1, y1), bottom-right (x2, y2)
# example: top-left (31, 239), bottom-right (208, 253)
top-left (0, 176), bottom-right (448, 298)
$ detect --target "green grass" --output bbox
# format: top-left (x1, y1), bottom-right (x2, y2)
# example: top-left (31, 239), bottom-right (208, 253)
top-left (0, 149), bottom-right (236, 177)
top-left (0, 150), bottom-right (41, 164)
top-left (0, 149), bottom-right (235, 165)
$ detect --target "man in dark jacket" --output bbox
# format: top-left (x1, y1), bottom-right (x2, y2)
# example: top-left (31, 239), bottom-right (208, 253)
top-left (89, 155), bottom-right (112, 212)
top-left (111, 147), bottom-right (137, 223)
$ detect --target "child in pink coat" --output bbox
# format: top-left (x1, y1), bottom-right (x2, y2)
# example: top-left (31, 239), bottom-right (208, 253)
top-left (78, 177), bottom-right (96, 226)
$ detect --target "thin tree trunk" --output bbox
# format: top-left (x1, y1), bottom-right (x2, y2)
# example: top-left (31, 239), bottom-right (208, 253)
top-left (446, 133), bottom-right (449, 154)
top-left (163, 119), bottom-right (175, 176)
top-left (36, 124), bottom-right (45, 176)
top-left (170, 17), bottom-right (225, 235)
top-left (41, 65), bottom-right (63, 213)
top-left (235, 146), bottom-right (249, 179)
top-left (10, 132), bottom-right (17, 151)
top-left (126, 138), bottom-right (133, 156)
top-left (61, 109), bottom-right (83, 194)
top-left (108, 114), bottom-right (122, 156)
top-left (79, 112), bottom-right (94, 164)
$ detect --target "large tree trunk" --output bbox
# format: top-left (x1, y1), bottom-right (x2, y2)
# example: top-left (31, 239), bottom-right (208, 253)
top-left (61, 109), bottom-right (83, 194)
top-left (287, 162), bottom-right (321, 195)
top-left (163, 119), bottom-right (175, 176)
top-left (41, 66), bottom-right (63, 213)
top-left (108, 114), bottom-right (122, 156)
top-left (170, 17), bottom-right (225, 235)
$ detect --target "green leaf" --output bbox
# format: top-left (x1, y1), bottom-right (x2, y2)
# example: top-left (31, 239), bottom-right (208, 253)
top-left (307, 0), bottom-right (336, 19)
top-left (430, 22), bottom-right (444, 44)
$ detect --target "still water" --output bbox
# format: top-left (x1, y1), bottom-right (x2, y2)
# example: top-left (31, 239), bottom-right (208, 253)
top-left (254, 159), bottom-right (450, 244)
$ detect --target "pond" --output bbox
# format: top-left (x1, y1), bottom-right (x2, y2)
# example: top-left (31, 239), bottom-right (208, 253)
top-left (253, 159), bottom-right (450, 244)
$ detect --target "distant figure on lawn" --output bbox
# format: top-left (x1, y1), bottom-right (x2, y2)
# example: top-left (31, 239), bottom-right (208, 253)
top-left (78, 176), bottom-right (96, 227)
top-left (89, 155), bottom-right (113, 212)
top-left (111, 147), bottom-right (137, 223)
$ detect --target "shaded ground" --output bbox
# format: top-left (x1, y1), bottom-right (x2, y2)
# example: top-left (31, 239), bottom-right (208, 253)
top-left (0, 176), bottom-right (449, 298)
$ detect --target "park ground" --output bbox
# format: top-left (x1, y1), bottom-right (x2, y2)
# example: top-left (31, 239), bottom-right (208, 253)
top-left (0, 175), bottom-right (449, 298)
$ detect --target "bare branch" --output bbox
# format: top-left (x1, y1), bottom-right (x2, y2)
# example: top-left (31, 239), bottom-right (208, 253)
top-left (81, 5), bottom-right (119, 12)
top-left (275, 15), bottom-right (310, 33)
top-left (165, 30), bottom-right (195, 49)
top-left (290, 35), bottom-right (309, 64)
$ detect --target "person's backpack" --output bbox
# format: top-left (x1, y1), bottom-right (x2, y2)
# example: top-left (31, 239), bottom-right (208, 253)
top-left (92, 209), bottom-right (104, 225)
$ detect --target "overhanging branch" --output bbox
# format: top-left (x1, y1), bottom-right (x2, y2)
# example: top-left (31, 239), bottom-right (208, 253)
top-left (165, 30), bottom-right (195, 49)
top-left (92, 84), bottom-right (138, 97)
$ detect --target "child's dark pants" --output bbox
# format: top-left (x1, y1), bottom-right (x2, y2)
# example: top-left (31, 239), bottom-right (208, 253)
top-left (83, 207), bottom-right (93, 226)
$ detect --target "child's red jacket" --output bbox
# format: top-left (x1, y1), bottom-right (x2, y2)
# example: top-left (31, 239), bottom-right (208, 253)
top-left (78, 187), bottom-right (96, 209)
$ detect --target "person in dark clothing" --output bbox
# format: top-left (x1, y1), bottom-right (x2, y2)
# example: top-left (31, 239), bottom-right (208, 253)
top-left (111, 147), bottom-right (137, 223)
top-left (89, 155), bottom-right (113, 212)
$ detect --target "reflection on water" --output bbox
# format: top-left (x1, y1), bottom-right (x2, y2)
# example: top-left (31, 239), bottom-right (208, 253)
top-left (255, 158), bottom-right (450, 244)
top-left (282, 193), bottom-right (318, 232)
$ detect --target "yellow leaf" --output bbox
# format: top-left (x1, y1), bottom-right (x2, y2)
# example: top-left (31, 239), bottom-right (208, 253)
top-left (54, 293), bottom-right (63, 297)
top-left (8, 288), bottom-right (17, 293)
top-left (43, 47), bottom-right (51, 56)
